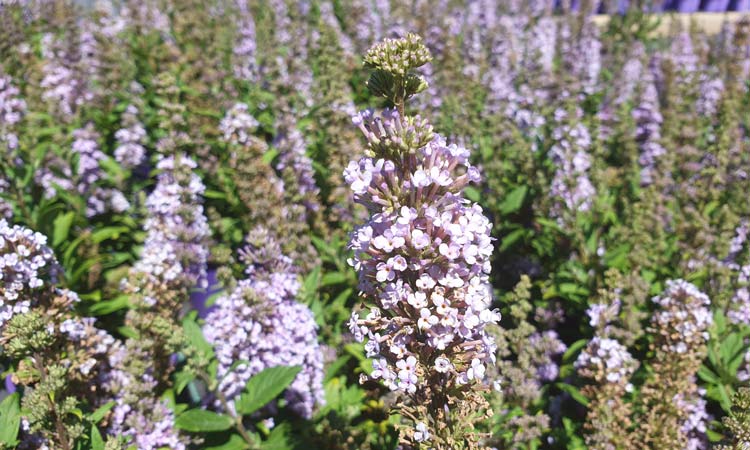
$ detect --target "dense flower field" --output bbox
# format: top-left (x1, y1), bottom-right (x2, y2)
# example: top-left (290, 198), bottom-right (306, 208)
top-left (2, 0), bottom-right (750, 449)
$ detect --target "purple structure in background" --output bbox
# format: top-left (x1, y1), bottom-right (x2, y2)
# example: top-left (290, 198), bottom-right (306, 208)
top-left (189, 268), bottom-right (221, 318)
top-left (4, 375), bottom-right (15, 394)
top-left (669, 0), bottom-right (702, 11)
top-left (557, 0), bottom-right (750, 11)
top-left (704, 0), bottom-right (732, 11)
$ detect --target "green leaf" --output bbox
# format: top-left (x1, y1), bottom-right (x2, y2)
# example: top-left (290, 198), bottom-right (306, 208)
top-left (263, 148), bottom-right (279, 165)
top-left (235, 366), bottom-right (302, 416)
top-left (325, 355), bottom-right (351, 382)
top-left (89, 295), bottom-right (129, 315)
top-left (175, 409), bottom-right (233, 432)
top-left (497, 185), bottom-right (527, 215)
top-left (697, 365), bottom-right (720, 384)
top-left (90, 425), bottom-right (105, 450)
top-left (499, 228), bottom-right (526, 252)
top-left (52, 211), bottom-right (75, 247)
top-left (174, 370), bottom-right (197, 395)
top-left (203, 190), bottom-right (228, 200)
top-left (555, 382), bottom-right (589, 406)
top-left (562, 339), bottom-right (588, 363)
top-left (299, 266), bottom-right (321, 302)
top-left (321, 272), bottom-right (348, 286)
top-left (463, 186), bottom-right (481, 203)
top-left (88, 401), bottom-right (115, 424)
top-left (91, 226), bottom-right (129, 244)
top-left (0, 393), bottom-right (20, 445)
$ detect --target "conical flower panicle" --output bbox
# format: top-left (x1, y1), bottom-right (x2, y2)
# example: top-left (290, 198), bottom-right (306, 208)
top-left (347, 33), bottom-right (499, 449)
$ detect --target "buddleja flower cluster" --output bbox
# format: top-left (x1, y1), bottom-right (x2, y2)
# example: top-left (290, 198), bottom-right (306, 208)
top-left (0, 73), bottom-right (26, 219)
top-left (106, 153), bottom-right (209, 449)
top-left (114, 105), bottom-right (147, 169)
top-left (204, 227), bottom-right (325, 419)
top-left (217, 102), bottom-right (319, 272)
top-left (638, 280), bottom-right (712, 449)
top-left (346, 33), bottom-right (499, 448)
top-left (219, 102), bottom-right (259, 146)
top-left (0, 219), bottom-right (60, 330)
top-left (576, 286), bottom-right (639, 450)
top-left (71, 124), bottom-right (130, 217)
top-left (134, 154), bottom-right (210, 289)
top-left (0, 73), bottom-right (25, 152)
top-left (548, 106), bottom-right (595, 221)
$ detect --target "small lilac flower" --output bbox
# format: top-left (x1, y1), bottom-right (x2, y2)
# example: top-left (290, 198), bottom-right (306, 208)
top-left (414, 422), bottom-right (431, 442)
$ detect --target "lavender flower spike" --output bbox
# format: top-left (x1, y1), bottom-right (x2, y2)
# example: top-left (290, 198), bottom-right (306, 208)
top-left (106, 153), bottom-right (210, 448)
top-left (0, 73), bottom-right (26, 152)
top-left (347, 34), bottom-right (499, 448)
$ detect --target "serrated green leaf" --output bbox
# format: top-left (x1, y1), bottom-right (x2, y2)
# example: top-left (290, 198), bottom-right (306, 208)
top-left (235, 366), bottom-right (301, 416)
top-left (175, 409), bottom-right (233, 432)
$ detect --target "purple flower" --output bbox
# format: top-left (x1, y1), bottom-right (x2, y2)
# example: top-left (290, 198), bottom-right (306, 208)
top-left (232, 0), bottom-right (258, 82)
top-left (576, 336), bottom-right (637, 385)
top-left (347, 109), bottom-right (499, 393)
top-left (696, 75), bottom-right (724, 117)
top-left (109, 397), bottom-right (186, 450)
top-left (0, 219), bottom-right (61, 331)
top-left (0, 74), bottom-right (26, 152)
top-left (39, 33), bottom-right (93, 120)
top-left (676, 388), bottom-right (710, 450)
top-left (274, 115), bottom-right (321, 216)
top-left (106, 154), bottom-right (209, 446)
top-left (204, 229), bottom-right (325, 419)
top-left (135, 154), bottom-right (210, 289)
top-left (651, 280), bottom-right (711, 355)
top-left (114, 105), bottom-right (147, 169)
top-left (220, 103), bottom-right (259, 146)
top-left (633, 74), bottom-right (667, 186)
top-left (549, 108), bottom-right (596, 220)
